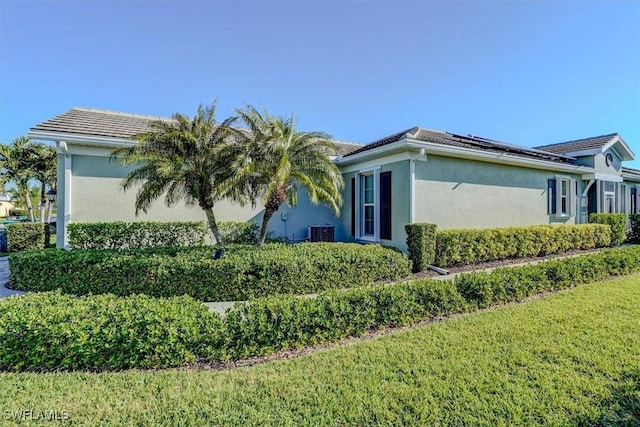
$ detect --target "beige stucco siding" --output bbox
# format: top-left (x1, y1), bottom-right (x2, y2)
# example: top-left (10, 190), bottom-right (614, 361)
top-left (339, 160), bottom-right (411, 251)
top-left (65, 154), bottom-right (339, 244)
top-left (414, 155), bottom-right (581, 229)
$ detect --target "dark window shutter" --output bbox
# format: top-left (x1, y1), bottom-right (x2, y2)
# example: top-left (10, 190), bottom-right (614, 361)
top-left (380, 171), bottom-right (392, 240)
top-left (548, 179), bottom-right (556, 214)
top-left (350, 177), bottom-right (355, 236)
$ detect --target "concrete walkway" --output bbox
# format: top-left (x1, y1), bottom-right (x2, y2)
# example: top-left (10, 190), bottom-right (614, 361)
top-left (0, 257), bottom-right (25, 298)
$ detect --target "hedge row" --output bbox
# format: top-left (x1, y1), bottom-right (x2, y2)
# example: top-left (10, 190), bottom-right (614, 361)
top-left (434, 224), bottom-right (611, 267)
top-left (0, 292), bottom-right (219, 370)
top-left (67, 221), bottom-right (208, 249)
top-left (5, 222), bottom-right (50, 252)
top-left (3, 246), bottom-right (640, 370)
top-left (405, 223), bottom-right (437, 272)
top-left (8, 243), bottom-right (412, 301)
top-left (629, 214), bottom-right (640, 243)
top-left (218, 221), bottom-right (259, 244)
top-left (588, 213), bottom-right (627, 246)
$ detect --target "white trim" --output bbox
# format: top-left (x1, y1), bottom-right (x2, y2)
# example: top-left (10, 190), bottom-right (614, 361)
top-left (63, 151), bottom-right (72, 249)
top-left (603, 135), bottom-right (634, 161)
top-left (581, 173), bottom-right (623, 183)
top-left (409, 159), bottom-right (416, 223)
top-left (355, 168), bottom-right (381, 243)
top-left (403, 140), bottom-right (593, 174)
top-left (339, 151), bottom-right (414, 173)
top-left (29, 130), bottom-right (135, 149)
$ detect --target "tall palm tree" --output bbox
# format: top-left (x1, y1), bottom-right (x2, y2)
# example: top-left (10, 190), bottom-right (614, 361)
top-left (30, 143), bottom-right (57, 222)
top-left (111, 103), bottom-right (240, 245)
top-left (234, 105), bottom-right (344, 246)
top-left (0, 136), bottom-right (39, 221)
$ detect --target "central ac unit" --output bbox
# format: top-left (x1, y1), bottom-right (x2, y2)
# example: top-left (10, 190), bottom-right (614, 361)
top-left (309, 225), bottom-right (335, 242)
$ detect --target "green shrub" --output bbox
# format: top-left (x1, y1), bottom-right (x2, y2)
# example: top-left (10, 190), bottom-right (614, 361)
top-left (454, 246), bottom-right (640, 309)
top-left (4, 246), bottom-right (640, 371)
top-left (214, 245), bottom-right (640, 360)
top-left (8, 208), bottom-right (27, 217)
top-left (0, 291), bottom-right (222, 371)
top-left (6, 222), bottom-right (50, 252)
top-left (435, 224), bottom-right (611, 267)
top-left (405, 223), bottom-right (437, 272)
top-left (216, 279), bottom-right (466, 359)
top-left (628, 214), bottom-right (640, 243)
top-left (67, 221), bottom-right (208, 249)
top-left (218, 221), bottom-right (259, 244)
top-left (9, 243), bottom-right (412, 301)
top-left (589, 213), bottom-right (627, 246)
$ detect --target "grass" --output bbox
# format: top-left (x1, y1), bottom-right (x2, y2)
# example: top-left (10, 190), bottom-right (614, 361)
top-left (1, 275), bottom-right (639, 426)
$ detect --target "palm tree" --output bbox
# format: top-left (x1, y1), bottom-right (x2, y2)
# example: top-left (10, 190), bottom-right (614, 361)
top-left (30, 143), bottom-right (57, 222)
top-left (0, 136), bottom-right (39, 221)
top-left (234, 105), bottom-right (344, 246)
top-left (111, 103), bottom-right (240, 245)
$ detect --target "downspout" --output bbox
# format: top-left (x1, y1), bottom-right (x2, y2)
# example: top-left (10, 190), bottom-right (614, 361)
top-left (58, 141), bottom-right (72, 249)
top-left (409, 148), bottom-right (426, 224)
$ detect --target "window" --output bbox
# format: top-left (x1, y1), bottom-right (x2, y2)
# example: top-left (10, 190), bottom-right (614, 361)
top-left (351, 169), bottom-right (393, 241)
top-left (361, 173), bottom-right (375, 237)
top-left (632, 187), bottom-right (637, 214)
top-left (603, 181), bottom-right (616, 214)
top-left (548, 176), bottom-right (575, 217)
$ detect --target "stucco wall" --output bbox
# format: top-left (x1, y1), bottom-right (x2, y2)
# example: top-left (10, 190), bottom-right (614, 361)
top-left (62, 153), bottom-right (339, 245)
top-left (340, 160), bottom-right (411, 251)
top-left (414, 155), bottom-right (582, 229)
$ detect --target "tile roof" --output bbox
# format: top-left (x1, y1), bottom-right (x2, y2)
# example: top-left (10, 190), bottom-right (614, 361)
top-left (622, 167), bottom-right (640, 178)
top-left (344, 127), bottom-right (577, 164)
top-left (29, 107), bottom-right (362, 154)
top-left (30, 107), bottom-right (169, 139)
top-left (533, 133), bottom-right (619, 154)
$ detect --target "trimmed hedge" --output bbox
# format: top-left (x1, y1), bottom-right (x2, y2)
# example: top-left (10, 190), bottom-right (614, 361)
top-left (216, 280), bottom-right (466, 359)
top-left (212, 245), bottom-right (640, 360)
top-left (405, 223), bottom-right (437, 273)
top-left (67, 221), bottom-right (208, 250)
top-left (6, 222), bottom-right (50, 252)
top-left (8, 243), bottom-right (412, 301)
top-left (589, 213), bottom-right (627, 246)
top-left (434, 224), bottom-right (611, 267)
top-left (2, 246), bottom-right (640, 370)
top-left (218, 221), bottom-right (259, 244)
top-left (0, 291), bottom-right (221, 371)
top-left (628, 214), bottom-right (640, 243)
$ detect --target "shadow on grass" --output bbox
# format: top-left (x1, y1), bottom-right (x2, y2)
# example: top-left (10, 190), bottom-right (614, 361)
top-left (575, 369), bottom-right (640, 426)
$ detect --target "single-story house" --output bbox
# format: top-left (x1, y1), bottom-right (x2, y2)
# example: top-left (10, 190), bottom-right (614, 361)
top-left (29, 107), bottom-right (640, 251)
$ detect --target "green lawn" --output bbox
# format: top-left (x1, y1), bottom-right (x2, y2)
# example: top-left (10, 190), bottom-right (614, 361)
top-left (1, 275), bottom-right (639, 426)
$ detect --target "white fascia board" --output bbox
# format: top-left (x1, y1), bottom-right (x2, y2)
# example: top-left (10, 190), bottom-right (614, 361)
top-left (339, 151), bottom-right (413, 173)
top-left (404, 139), bottom-right (594, 174)
top-left (603, 135), bottom-right (635, 161)
top-left (335, 140), bottom-right (409, 167)
top-left (338, 136), bottom-right (593, 174)
top-left (621, 172), bottom-right (640, 183)
top-left (582, 173), bottom-right (623, 183)
top-left (561, 149), bottom-right (601, 157)
top-left (28, 130), bottom-right (135, 149)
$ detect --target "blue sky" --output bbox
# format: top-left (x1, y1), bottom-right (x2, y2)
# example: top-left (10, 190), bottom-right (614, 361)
top-left (1, 0), bottom-right (639, 167)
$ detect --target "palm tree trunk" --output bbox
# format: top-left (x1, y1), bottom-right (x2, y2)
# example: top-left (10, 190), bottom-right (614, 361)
top-left (39, 184), bottom-right (46, 223)
top-left (257, 207), bottom-right (276, 246)
top-left (25, 191), bottom-right (35, 222)
top-left (204, 207), bottom-right (224, 246)
top-left (257, 186), bottom-right (286, 246)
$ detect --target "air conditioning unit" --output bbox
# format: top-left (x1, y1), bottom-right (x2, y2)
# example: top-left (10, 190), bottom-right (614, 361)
top-left (309, 224), bottom-right (335, 242)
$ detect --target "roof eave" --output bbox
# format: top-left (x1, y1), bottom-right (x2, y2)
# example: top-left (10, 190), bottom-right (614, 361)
top-left (28, 129), bottom-right (136, 148)
top-left (603, 135), bottom-right (635, 161)
top-left (337, 135), bottom-right (594, 174)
